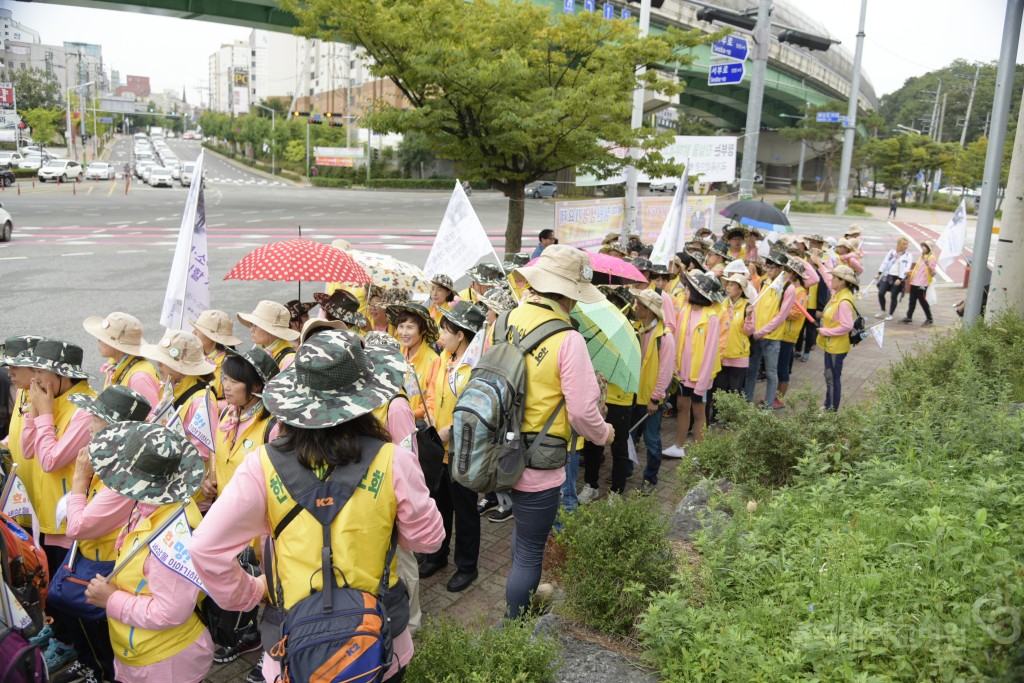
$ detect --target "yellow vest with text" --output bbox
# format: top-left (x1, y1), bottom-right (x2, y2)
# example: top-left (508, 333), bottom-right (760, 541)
top-left (36, 382), bottom-right (96, 534)
top-left (754, 281), bottom-right (789, 342)
top-left (495, 302), bottom-right (573, 441)
top-left (108, 501), bottom-right (206, 666)
top-left (214, 408), bottom-right (275, 492)
top-left (817, 288), bottom-right (855, 355)
top-left (78, 476), bottom-right (122, 562)
top-left (106, 355), bottom-right (161, 392)
top-left (780, 286), bottom-right (808, 344)
top-left (722, 299), bottom-right (751, 360)
top-left (261, 444), bottom-right (399, 609)
top-left (677, 305), bottom-right (720, 383)
top-left (806, 283), bottom-right (820, 312)
top-left (637, 321), bottom-right (667, 407)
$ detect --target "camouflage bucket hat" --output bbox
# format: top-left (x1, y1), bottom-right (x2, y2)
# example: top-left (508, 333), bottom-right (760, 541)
top-left (285, 299), bottom-right (317, 324)
top-left (710, 240), bottom-right (736, 262)
top-left (725, 226), bottom-right (748, 241)
top-left (89, 422), bottom-right (205, 506)
top-left (479, 287), bottom-right (518, 314)
top-left (69, 385), bottom-right (151, 425)
top-left (9, 339), bottom-right (90, 379)
top-left (225, 345), bottom-right (280, 385)
top-left (502, 252), bottom-right (533, 271)
top-left (648, 263), bottom-right (670, 277)
top-left (363, 330), bottom-right (402, 353)
top-left (385, 302), bottom-right (439, 344)
top-left (632, 257), bottom-right (653, 273)
top-left (1, 335), bottom-right (42, 367)
top-left (684, 270), bottom-right (726, 304)
top-left (262, 329), bottom-right (406, 428)
top-left (381, 288), bottom-right (411, 306)
top-left (439, 300), bottom-right (486, 334)
top-left (314, 290), bottom-right (368, 328)
top-left (466, 262), bottom-right (506, 287)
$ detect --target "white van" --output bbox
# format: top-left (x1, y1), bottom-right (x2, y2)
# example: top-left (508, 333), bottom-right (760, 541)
top-left (180, 162), bottom-right (196, 187)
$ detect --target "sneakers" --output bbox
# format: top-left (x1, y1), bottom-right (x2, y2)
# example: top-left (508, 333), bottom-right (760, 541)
top-left (476, 498), bottom-right (498, 515)
top-left (900, 317), bottom-right (912, 323)
top-left (43, 639), bottom-right (77, 674)
top-left (578, 484), bottom-right (599, 505)
top-left (531, 583), bottom-right (555, 614)
top-left (772, 398), bottom-right (785, 410)
top-left (29, 624), bottom-right (52, 649)
top-left (875, 311), bottom-right (886, 318)
top-left (663, 444), bottom-right (687, 459)
top-left (246, 654), bottom-right (266, 683)
top-left (885, 315), bottom-right (893, 321)
top-left (922, 319), bottom-right (934, 327)
top-left (798, 352), bottom-right (809, 362)
top-left (51, 662), bottom-right (99, 683)
top-left (213, 630), bottom-right (262, 664)
top-left (640, 480), bottom-right (656, 495)
top-left (488, 506), bottom-right (513, 523)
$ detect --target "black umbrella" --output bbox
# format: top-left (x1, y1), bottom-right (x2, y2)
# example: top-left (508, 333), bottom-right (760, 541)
top-left (720, 199), bottom-right (791, 230)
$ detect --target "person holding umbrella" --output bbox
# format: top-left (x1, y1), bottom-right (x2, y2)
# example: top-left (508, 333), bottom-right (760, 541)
top-left (237, 301), bottom-right (300, 370)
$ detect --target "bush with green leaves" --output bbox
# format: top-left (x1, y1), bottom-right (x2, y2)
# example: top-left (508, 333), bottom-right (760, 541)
top-left (554, 493), bottom-right (673, 637)
top-left (640, 315), bottom-right (1024, 681)
top-left (405, 616), bottom-right (560, 683)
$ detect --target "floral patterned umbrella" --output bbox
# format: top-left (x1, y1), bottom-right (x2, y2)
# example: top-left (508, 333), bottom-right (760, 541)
top-left (345, 250), bottom-right (432, 295)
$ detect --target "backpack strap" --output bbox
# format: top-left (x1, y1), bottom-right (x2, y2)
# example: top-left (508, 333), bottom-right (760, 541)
top-left (524, 397), bottom-right (566, 464)
top-left (172, 381), bottom-right (208, 409)
top-left (272, 346), bottom-right (294, 365)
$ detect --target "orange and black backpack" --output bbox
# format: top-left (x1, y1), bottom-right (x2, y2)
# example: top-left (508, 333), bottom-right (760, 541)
top-left (0, 510), bottom-right (48, 637)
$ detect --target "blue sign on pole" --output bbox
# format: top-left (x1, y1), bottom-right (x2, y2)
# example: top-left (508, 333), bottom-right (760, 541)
top-left (815, 112), bottom-right (841, 123)
top-left (99, 117), bottom-right (113, 124)
top-left (708, 62), bottom-right (745, 86)
top-left (563, 0), bottom-right (574, 13)
top-left (584, 0), bottom-right (595, 10)
top-left (711, 36), bottom-right (749, 61)
top-left (621, 8), bottom-right (631, 19)
top-left (603, 2), bottom-right (614, 18)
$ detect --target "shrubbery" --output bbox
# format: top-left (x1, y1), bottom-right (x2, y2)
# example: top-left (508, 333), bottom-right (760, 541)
top-left (310, 177), bottom-right (352, 189)
top-left (640, 314), bottom-right (1024, 681)
top-left (553, 493), bottom-right (673, 637)
top-left (405, 616), bottom-right (560, 683)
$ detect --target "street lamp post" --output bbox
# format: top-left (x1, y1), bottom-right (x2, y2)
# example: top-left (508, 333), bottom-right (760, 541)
top-left (835, 0), bottom-right (868, 216)
top-left (252, 102), bottom-right (276, 176)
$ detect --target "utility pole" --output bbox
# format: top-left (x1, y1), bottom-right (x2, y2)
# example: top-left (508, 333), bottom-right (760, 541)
top-left (960, 64), bottom-right (981, 147)
top-left (623, 0), bottom-right (652, 245)
top-left (988, 87), bottom-right (1024, 316)
top-left (937, 93), bottom-right (947, 143)
top-left (835, 0), bottom-right (867, 215)
top-left (964, 0), bottom-right (1023, 325)
top-left (739, 0), bottom-right (772, 201)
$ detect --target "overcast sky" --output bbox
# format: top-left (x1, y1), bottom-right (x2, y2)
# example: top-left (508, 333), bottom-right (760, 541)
top-left (7, 0), bottom-right (1021, 104)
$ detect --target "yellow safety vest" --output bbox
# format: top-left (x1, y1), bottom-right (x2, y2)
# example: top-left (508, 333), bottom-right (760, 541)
top-left (170, 377), bottom-right (215, 504)
top-left (817, 288), bottom-right (855, 355)
top-left (637, 321), bottom-right (667, 407)
top-left (496, 301), bottom-right (573, 441)
top-left (106, 355), bottom-right (161, 392)
top-left (677, 305), bottom-right (720, 383)
top-left (264, 338), bottom-right (295, 367)
top-left (78, 476), bottom-right (122, 562)
top-left (36, 382), bottom-right (96, 535)
top-left (754, 280), bottom-right (790, 342)
top-left (806, 283), bottom-right (820, 312)
top-left (206, 349), bottom-right (227, 400)
top-left (402, 341), bottom-right (439, 421)
top-left (431, 353), bottom-right (471, 459)
top-left (214, 408), bottom-right (274, 492)
top-left (722, 299), bottom-right (751, 360)
top-left (781, 286), bottom-right (808, 344)
top-left (908, 256), bottom-right (936, 286)
top-left (261, 444), bottom-right (399, 609)
top-left (428, 302), bottom-right (452, 325)
top-left (108, 501), bottom-right (206, 666)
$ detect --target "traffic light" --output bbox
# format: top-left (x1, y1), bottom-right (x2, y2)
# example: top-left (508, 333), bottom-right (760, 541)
top-left (372, 148), bottom-right (379, 161)
top-left (695, 7), bottom-right (756, 31)
top-left (777, 29), bottom-right (835, 52)
top-left (626, 0), bottom-right (664, 7)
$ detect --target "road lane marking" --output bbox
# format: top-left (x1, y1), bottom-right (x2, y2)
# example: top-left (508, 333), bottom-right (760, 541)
top-left (116, 249), bottom-right (147, 254)
top-left (61, 252), bottom-right (93, 256)
top-left (0, 256), bottom-right (27, 261)
top-left (246, 219), bottom-right (261, 223)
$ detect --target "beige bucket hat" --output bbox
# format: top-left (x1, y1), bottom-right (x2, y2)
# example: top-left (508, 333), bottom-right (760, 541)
top-left (190, 309), bottom-right (242, 347)
top-left (237, 300), bottom-right (300, 342)
top-left (830, 264), bottom-right (860, 287)
top-left (629, 288), bottom-right (664, 321)
top-left (83, 312), bottom-right (147, 356)
top-left (514, 244), bottom-right (603, 304)
top-left (299, 318), bottom-right (348, 345)
top-left (140, 330), bottom-right (217, 376)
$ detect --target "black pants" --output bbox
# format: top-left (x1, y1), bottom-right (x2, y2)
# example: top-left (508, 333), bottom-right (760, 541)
top-left (68, 617), bottom-right (116, 680)
top-left (582, 403), bottom-right (632, 494)
top-left (906, 285), bottom-right (932, 321)
top-left (877, 275), bottom-right (901, 315)
top-left (797, 314), bottom-right (818, 354)
top-left (425, 464), bottom-right (479, 573)
top-left (709, 366), bottom-right (746, 423)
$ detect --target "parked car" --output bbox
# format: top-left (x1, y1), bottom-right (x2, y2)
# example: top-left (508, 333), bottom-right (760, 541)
top-left (0, 152), bottom-right (22, 169)
top-left (0, 202), bottom-right (12, 242)
top-left (85, 162), bottom-right (114, 180)
top-left (169, 161), bottom-right (182, 180)
top-left (136, 160), bottom-right (156, 180)
top-left (183, 131), bottom-right (195, 140)
top-left (38, 159), bottom-right (83, 183)
top-left (0, 169), bottom-right (14, 187)
top-left (148, 167), bottom-right (173, 187)
top-left (525, 181), bottom-right (558, 199)
top-left (648, 178), bottom-right (678, 193)
top-left (142, 164), bottom-right (159, 184)
top-left (180, 162), bottom-right (196, 186)
top-left (18, 154), bottom-right (46, 170)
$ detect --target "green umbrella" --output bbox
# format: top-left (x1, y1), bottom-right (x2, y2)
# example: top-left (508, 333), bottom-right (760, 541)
top-left (570, 298), bottom-right (642, 395)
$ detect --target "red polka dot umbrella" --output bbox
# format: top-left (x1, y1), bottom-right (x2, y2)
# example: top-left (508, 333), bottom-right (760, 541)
top-left (224, 239), bottom-right (371, 284)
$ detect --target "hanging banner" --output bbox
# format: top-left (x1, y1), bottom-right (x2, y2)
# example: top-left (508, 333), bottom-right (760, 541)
top-left (553, 196), bottom-right (716, 249)
top-left (576, 135), bottom-right (738, 186)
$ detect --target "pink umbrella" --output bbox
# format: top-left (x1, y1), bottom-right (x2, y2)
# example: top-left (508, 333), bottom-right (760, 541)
top-left (526, 251), bottom-right (648, 284)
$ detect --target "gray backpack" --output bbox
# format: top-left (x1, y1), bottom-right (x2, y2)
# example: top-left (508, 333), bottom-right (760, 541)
top-left (451, 312), bottom-right (572, 493)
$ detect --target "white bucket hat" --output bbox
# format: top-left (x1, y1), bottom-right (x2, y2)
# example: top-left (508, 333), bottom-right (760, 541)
top-left (237, 300), bottom-right (300, 342)
top-left (514, 244), bottom-right (603, 304)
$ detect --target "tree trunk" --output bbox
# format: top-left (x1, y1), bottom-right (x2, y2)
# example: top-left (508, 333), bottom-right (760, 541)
top-left (504, 182), bottom-right (526, 254)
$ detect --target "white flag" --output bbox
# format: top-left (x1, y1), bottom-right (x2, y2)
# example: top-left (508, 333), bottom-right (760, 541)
top-left (1, 473), bottom-right (39, 545)
top-left (185, 400), bottom-right (215, 452)
top-left (160, 150), bottom-right (210, 331)
top-left (650, 165), bottom-right (690, 266)
top-left (423, 181), bottom-right (494, 279)
top-left (148, 508), bottom-right (206, 593)
top-left (935, 199), bottom-right (968, 269)
top-left (1, 581), bottom-right (34, 630)
top-left (869, 321), bottom-right (885, 349)
top-left (781, 200), bottom-right (791, 217)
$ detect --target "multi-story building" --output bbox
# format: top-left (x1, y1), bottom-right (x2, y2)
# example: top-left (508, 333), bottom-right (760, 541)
top-left (116, 75), bottom-right (150, 99)
top-left (0, 9), bottom-right (39, 48)
top-left (208, 40), bottom-right (252, 113)
top-left (5, 39), bottom-right (107, 93)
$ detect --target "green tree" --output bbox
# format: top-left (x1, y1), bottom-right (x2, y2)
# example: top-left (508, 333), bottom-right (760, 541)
top-left (282, 0), bottom-right (710, 252)
top-left (283, 139), bottom-right (306, 164)
top-left (22, 107), bottom-right (59, 145)
top-left (397, 131), bottom-right (435, 178)
top-left (10, 68), bottom-right (61, 110)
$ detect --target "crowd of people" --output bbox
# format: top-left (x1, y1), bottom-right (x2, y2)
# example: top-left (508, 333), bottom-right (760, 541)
top-left (0, 222), bottom-right (938, 683)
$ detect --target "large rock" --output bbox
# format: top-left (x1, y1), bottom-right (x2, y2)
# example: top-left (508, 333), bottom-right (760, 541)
top-left (669, 478), bottom-right (733, 542)
top-left (535, 615), bottom-right (658, 683)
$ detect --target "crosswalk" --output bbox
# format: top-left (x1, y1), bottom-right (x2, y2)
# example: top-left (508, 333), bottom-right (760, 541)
top-left (208, 177), bottom-right (287, 187)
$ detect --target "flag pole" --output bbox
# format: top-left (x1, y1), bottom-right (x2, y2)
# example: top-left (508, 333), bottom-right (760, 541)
top-left (0, 462), bottom-right (18, 510)
top-left (104, 502), bottom-right (188, 582)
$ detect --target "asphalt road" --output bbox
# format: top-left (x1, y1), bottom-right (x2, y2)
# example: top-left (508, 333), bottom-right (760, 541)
top-left (0, 138), bottom-right (906, 373)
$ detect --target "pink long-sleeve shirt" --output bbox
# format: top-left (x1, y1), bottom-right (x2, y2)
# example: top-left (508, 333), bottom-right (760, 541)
top-left (22, 408), bottom-right (94, 548)
top-left (106, 511), bottom-right (214, 683)
top-left (190, 445), bottom-right (444, 682)
top-left (818, 296), bottom-right (855, 337)
top-left (514, 330), bottom-right (612, 493)
top-left (65, 485), bottom-right (134, 546)
top-left (839, 253), bottom-right (864, 275)
top-left (909, 254), bottom-right (937, 287)
top-left (386, 396), bottom-right (418, 456)
top-left (755, 283), bottom-right (796, 339)
top-left (641, 325), bottom-right (676, 402)
top-left (659, 290), bottom-right (678, 340)
top-left (678, 307), bottom-right (721, 395)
